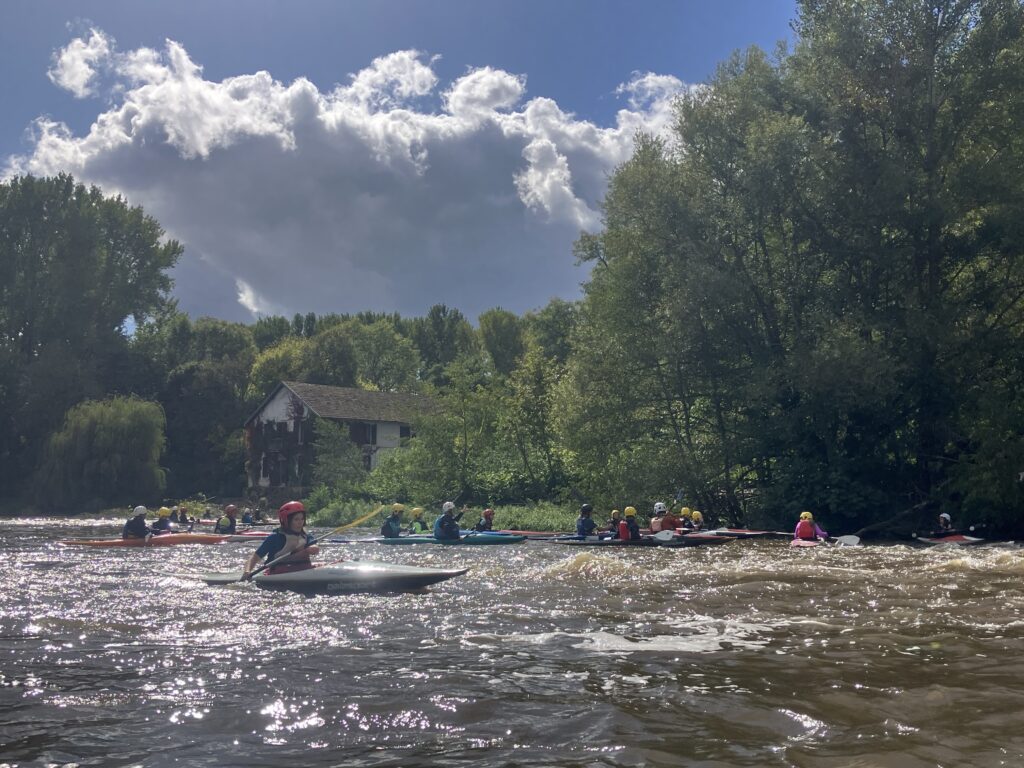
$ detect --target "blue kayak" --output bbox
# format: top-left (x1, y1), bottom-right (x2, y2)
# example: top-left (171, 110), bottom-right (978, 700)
top-left (374, 534), bottom-right (526, 546)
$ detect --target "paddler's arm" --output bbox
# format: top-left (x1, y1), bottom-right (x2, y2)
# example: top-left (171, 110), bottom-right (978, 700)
top-left (242, 551), bottom-right (262, 580)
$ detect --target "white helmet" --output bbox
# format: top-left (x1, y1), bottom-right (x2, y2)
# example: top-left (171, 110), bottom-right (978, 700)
top-left (131, 505), bottom-right (148, 517)
top-left (939, 512), bottom-right (951, 521)
top-left (442, 501), bottom-right (455, 513)
top-left (653, 502), bottom-right (667, 514)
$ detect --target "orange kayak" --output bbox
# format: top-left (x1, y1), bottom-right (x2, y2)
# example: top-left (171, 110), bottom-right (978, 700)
top-left (60, 533), bottom-right (229, 547)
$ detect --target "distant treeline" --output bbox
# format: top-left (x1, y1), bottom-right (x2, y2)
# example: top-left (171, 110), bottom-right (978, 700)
top-left (2, 0), bottom-right (1023, 533)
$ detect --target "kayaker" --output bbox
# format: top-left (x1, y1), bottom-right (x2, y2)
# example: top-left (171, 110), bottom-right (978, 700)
top-left (650, 501), bottom-right (667, 532)
top-left (794, 511), bottom-right (828, 542)
top-left (473, 508), bottom-right (495, 532)
top-left (381, 504), bottom-right (405, 538)
top-left (433, 501), bottom-right (462, 541)
top-left (936, 512), bottom-right (953, 533)
top-left (689, 510), bottom-right (705, 531)
top-left (122, 506), bottom-right (153, 540)
top-left (618, 506), bottom-right (642, 541)
top-left (605, 509), bottom-right (622, 538)
top-left (151, 507), bottom-right (174, 534)
top-left (576, 504), bottom-right (598, 537)
top-left (241, 508), bottom-right (254, 525)
top-left (214, 505), bottom-right (239, 534)
top-left (243, 501), bottom-right (319, 578)
top-left (407, 507), bottom-right (429, 534)
top-left (659, 502), bottom-right (681, 533)
top-left (679, 507), bottom-right (693, 529)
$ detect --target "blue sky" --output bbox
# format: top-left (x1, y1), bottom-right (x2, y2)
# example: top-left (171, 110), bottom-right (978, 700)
top-left (2, 0), bottom-right (797, 321)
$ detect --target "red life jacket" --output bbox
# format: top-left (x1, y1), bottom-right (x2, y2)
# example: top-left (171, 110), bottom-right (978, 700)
top-left (795, 520), bottom-right (816, 540)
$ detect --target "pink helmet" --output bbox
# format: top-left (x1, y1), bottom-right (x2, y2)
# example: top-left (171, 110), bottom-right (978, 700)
top-left (278, 500), bottom-right (306, 527)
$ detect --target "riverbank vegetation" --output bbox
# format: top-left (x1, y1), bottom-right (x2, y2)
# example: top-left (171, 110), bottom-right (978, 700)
top-left (2, 0), bottom-right (1023, 535)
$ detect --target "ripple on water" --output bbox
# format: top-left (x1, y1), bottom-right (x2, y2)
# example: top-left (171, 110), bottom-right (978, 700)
top-left (2, 519), bottom-right (1024, 766)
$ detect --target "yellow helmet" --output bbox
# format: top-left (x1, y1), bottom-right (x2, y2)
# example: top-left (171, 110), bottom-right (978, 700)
top-left (800, 511), bottom-right (813, 521)
top-left (680, 507), bottom-right (692, 518)
top-left (611, 508), bottom-right (621, 516)
top-left (158, 506), bottom-right (172, 518)
top-left (691, 510), bottom-right (703, 522)
top-left (391, 503), bottom-right (405, 513)
top-left (411, 507), bottom-right (423, 518)
top-left (624, 506), bottom-right (637, 517)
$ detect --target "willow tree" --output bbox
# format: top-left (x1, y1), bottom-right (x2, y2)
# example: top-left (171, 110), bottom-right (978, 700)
top-left (36, 397), bottom-right (166, 510)
top-left (567, 0), bottom-right (1024, 530)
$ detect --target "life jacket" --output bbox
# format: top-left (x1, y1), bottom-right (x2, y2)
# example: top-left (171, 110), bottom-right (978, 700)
top-left (795, 519), bottom-right (816, 540)
top-left (265, 530), bottom-right (313, 574)
top-left (661, 514), bottom-right (680, 531)
top-left (214, 516), bottom-right (236, 534)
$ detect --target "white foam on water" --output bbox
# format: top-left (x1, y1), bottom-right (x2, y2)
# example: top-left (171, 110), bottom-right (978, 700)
top-left (503, 613), bottom-right (780, 655)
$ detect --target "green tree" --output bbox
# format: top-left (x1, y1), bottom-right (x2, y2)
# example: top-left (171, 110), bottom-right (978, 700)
top-left (310, 418), bottom-right (368, 498)
top-left (0, 174), bottom-right (181, 499)
top-left (479, 308), bottom-right (526, 376)
top-left (410, 304), bottom-right (477, 385)
top-left (247, 336), bottom-right (311, 400)
top-left (35, 396), bottom-right (166, 510)
top-left (347, 320), bottom-right (421, 392)
top-left (570, 0), bottom-right (1024, 531)
top-left (251, 315), bottom-right (293, 351)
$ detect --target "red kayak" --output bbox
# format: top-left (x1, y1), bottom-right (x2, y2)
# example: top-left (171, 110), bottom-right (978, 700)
top-left (61, 533), bottom-right (229, 547)
top-left (790, 539), bottom-right (821, 548)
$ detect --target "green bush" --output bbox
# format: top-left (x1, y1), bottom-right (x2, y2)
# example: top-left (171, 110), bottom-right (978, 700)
top-left (35, 396), bottom-right (166, 511)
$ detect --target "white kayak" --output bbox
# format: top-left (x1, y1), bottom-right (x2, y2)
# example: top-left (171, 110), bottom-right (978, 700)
top-left (200, 560), bottom-right (469, 594)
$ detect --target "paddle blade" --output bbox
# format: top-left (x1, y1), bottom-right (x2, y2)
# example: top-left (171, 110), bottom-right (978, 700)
top-left (834, 535), bottom-right (861, 547)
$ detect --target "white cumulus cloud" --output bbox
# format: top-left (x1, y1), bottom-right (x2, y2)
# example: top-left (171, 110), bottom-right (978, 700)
top-left (9, 31), bottom-right (690, 321)
top-left (47, 28), bottom-right (113, 98)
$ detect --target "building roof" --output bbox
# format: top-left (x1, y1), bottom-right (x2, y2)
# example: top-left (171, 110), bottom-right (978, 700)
top-left (246, 381), bottom-right (434, 426)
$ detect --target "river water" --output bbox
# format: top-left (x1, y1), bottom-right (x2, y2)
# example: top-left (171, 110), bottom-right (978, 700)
top-left (1, 519), bottom-right (1023, 767)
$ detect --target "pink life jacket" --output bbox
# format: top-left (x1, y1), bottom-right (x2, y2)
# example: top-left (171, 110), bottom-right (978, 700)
top-left (795, 519), bottom-right (816, 540)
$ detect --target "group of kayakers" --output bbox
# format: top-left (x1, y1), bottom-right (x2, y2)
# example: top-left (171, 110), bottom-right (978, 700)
top-left (122, 505), bottom-right (196, 539)
top-left (379, 501), bottom-right (470, 540)
top-left (121, 502), bottom-right (265, 540)
top-left (572, 502), bottom-right (708, 540)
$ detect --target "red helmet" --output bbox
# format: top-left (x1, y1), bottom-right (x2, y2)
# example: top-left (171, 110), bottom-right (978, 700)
top-left (224, 504), bottom-right (238, 516)
top-left (483, 508), bottom-right (494, 518)
top-left (278, 500), bottom-right (306, 527)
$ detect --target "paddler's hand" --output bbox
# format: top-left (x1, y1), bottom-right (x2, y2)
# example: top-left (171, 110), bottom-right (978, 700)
top-left (241, 570), bottom-right (254, 582)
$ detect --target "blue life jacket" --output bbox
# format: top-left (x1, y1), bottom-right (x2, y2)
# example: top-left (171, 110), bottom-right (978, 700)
top-left (433, 515), bottom-right (461, 540)
top-left (576, 516), bottom-right (597, 537)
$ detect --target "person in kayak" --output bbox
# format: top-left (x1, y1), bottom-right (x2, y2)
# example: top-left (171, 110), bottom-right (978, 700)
top-left (576, 504), bottom-right (598, 537)
top-left (473, 508), bottom-right (495, 532)
top-left (936, 512), bottom-right (954, 533)
top-left (151, 507), bottom-right (174, 534)
top-left (605, 509), bottom-right (622, 538)
top-left (794, 511), bottom-right (828, 542)
top-left (241, 508), bottom-right (254, 525)
top-left (618, 507), bottom-right (642, 541)
top-left (688, 510), bottom-right (705, 531)
top-left (433, 501), bottom-right (463, 540)
top-left (123, 506), bottom-right (153, 540)
top-left (381, 504), bottom-right (405, 538)
top-left (243, 501), bottom-right (320, 578)
top-left (407, 507), bottom-right (429, 534)
top-left (650, 501), bottom-right (668, 532)
top-left (659, 502), bottom-right (681, 533)
top-left (214, 505), bottom-right (239, 534)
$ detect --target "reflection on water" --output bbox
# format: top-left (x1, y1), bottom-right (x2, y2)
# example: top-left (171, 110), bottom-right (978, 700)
top-left (1, 518), bottom-right (1023, 766)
